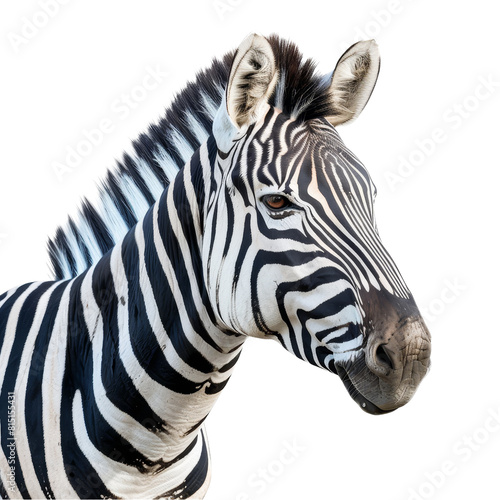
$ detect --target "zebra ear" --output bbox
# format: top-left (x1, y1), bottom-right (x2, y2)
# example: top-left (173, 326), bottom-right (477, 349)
top-left (213, 34), bottom-right (277, 151)
top-left (226, 34), bottom-right (277, 127)
top-left (326, 40), bottom-right (380, 126)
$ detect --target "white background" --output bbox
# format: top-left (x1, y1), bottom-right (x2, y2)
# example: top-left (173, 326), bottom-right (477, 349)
top-left (1, 1), bottom-right (499, 499)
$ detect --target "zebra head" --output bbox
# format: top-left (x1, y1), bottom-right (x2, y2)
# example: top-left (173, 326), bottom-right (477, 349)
top-left (206, 35), bottom-right (431, 414)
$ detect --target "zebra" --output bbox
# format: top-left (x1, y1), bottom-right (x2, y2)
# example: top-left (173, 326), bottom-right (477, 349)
top-left (0, 34), bottom-right (431, 499)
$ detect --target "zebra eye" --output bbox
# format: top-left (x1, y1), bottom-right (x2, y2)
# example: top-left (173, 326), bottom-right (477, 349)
top-left (262, 194), bottom-right (290, 210)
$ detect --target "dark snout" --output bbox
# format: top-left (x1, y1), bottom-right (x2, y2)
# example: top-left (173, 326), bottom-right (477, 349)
top-left (338, 289), bottom-right (431, 415)
top-left (364, 314), bottom-right (431, 410)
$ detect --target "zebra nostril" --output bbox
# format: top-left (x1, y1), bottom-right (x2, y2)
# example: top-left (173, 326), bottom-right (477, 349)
top-left (366, 341), bottom-right (397, 377)
top-left (375, 344), bottom-right (394, 371)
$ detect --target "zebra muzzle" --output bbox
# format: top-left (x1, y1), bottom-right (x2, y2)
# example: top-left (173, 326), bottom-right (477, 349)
top-left (335, 314), bottom-right (431, 414)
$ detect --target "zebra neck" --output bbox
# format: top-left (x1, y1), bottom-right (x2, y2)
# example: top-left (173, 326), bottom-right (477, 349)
top-left (74, 159), bottom-right (244, 472)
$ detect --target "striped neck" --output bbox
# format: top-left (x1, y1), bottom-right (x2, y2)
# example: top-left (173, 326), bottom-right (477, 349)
top-left (65, 148), bottom-right (244, 497)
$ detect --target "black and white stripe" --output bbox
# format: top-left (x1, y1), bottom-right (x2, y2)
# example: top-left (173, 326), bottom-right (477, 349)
top-left (1, 160), bottom-right (244, 497)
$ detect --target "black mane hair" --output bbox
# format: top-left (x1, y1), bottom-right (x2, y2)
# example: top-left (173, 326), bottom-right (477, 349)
top-left (266, 35), bottom-right (335, 121)
top-left (48, 35), bottom-right (336, 280)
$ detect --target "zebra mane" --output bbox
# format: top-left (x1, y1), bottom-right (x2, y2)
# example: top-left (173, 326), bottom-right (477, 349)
top-left (48, 35), bottom-right (337, 280)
